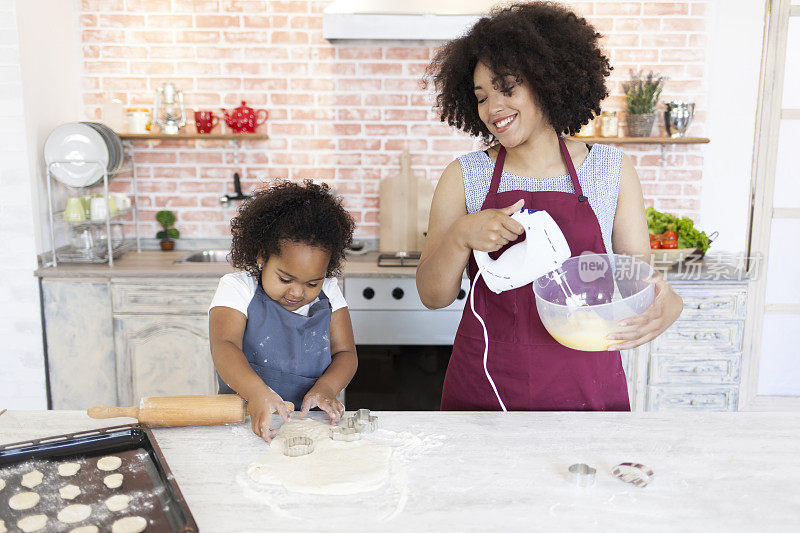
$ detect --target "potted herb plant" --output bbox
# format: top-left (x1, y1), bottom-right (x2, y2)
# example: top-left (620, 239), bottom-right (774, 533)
top-left (623, 70), bottom-right (665, 137)
top-left (156, 210), bottom-right (180, 251)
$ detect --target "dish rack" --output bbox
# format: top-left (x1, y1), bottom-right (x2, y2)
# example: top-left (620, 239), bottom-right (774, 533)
top-left (45, 157), bottom-right (140, 267)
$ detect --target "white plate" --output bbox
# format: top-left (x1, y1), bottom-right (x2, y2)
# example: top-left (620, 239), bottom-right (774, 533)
top-left (45, 122), bottom-right (109, 188)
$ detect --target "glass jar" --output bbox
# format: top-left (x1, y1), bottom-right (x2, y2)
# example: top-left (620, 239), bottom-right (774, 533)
top-left (600, 110), bottom-right (619, 137)
top-left (574, 117), bottom-right (596, 137)
top-left (126, 108), bottom-right (151, 134)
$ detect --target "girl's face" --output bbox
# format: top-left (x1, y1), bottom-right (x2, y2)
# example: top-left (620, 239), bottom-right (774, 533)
top-left (260, 240), bottom-right (331, 311)
top-left (473, 61), bottom-right (548, 147)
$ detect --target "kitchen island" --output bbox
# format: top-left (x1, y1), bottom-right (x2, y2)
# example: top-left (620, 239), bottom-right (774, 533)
top-left (1, 410), bottom-right (796, 532)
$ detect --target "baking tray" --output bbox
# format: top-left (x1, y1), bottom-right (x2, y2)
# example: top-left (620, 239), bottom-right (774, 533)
top-left (0, 424), bottom-right (197, 532)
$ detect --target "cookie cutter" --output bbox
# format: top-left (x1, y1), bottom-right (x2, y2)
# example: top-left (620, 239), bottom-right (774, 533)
top-left (345, 409), bottom-right (378, 433)
top-left (568, 463), bottom-right (596, 487)
top-left (611, 462), bottom-right (654, 488)
top-left (330, 426), bottom-right (361, 442)
top-left (283, 436), bottom-right (315, 457)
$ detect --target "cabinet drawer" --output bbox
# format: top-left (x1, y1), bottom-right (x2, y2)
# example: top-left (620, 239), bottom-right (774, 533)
top-left (675, 287), bottom-right (746, 320)
top-left (649, 354), bottom-right (741, 385)
top-left (651, 320), bottom-right (743, 353)
top-left (646, 386), bottom-right (738, 411)
top-left (112, 281), bottom-right (218, 315)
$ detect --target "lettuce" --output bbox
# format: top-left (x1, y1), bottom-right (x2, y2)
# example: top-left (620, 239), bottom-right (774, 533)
top-left (646, 207), bottom-right (710, 252)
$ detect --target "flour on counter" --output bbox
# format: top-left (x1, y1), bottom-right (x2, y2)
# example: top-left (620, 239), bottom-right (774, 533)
top-left (235, 413), bottom-right (443, 523)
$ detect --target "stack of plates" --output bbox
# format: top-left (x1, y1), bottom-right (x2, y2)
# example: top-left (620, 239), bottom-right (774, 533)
top-left (44, 122), bottom-right (124, 188)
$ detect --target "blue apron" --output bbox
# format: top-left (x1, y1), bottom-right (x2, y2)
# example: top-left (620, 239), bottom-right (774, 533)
top-left (218, 279), bottom-right (333, 407)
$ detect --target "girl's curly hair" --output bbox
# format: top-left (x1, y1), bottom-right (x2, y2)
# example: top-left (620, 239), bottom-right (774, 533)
top-left (426, 1), bottom-right (611, 141)
top-left (230, 180), bottom-right (355, 278)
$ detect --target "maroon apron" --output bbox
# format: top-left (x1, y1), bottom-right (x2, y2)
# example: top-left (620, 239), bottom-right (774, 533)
top-left (440, 137), bottom-right (630, 411)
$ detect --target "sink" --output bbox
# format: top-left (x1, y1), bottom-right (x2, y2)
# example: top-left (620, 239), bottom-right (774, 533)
top-left (175, 250), bottom-right (231, 263)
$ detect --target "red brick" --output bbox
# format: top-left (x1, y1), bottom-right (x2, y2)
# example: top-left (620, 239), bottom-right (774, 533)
top-left (82, 29), bottom-right (124, 42)
top-left (80, 14), bottom-right (98, 26)
top-left (595, 2), bottom-right (642, 15)
top-left (336, 79), bottom-right (381, 92)
top-left (410, 124), bottom-right (456, 137)
top-left (130, 62), bottom-right (175, 75)
top-left (365, 124), bottom-right (408, 136)
top-left (196, 15), bottom-right (241, 27)
top-left (270, 123), bottom-right (314, 136)
top-left (383, 109), bottom-right (428, 122)
top-left (643, 3), bottom-right (690, 16)
top-left (129, 31), bottom-right (174, 43)
top-left (385, 47), bottom-right (429, 60)
top-left (135, 152), bottom-right (177, 164)
top-left (222, 0), bottom-right (267, 11)
top-left (290, 108), bottom-right (334, 121)
top-left (339, 139), bottom-right (380, 151)
top-left (289, 138), bottom-right (335, 150)
top-left (660, 48), bottom-right (705, 62)
top-left (243, 46), bottom-right (289, 60)
top-left (198, 46), bottom-right (242, 59)
top-left (612, 49), bottom-right (659, 63)
top-left (135, 181), bottom-right (178, 193)
top-left (601, 34), bottom-right (639, 47)
top-left (181, 63), bottom-right (222, 76)
top-left (178, 31), bottom-right (222, 44)
top-left (272, 62), bottom-right (309, 75)
top-left (570, 2), bottom-right (595, 15)
top-left (172, 0), bottom-right (221, 11)
top-left (147, 14), bottom-right (194, 28)
top-left (181, 210), bottom-right (226, 221)
top-left (81, 0), bottom-right (124, 9)
top-left (100, 45), bottom-right (147, 59)
top-left (337, 48), bottom-right (382, 60)
top-left (655, 198), bottom-right (699, 211)
top-left (150, 167), bottom-right (198, 179)
top-left (270, 93), bottom-right (313, 106)
top-left (662, 18), bottom-right (706, 32)
top-left (178, 152), bottom-right (224, 164)
top-left (84, 61), bottom-right (128, 74)
top-left (641, 33), bottom-right (688, 47)
top-left (358, 63), bottom-right (402, 76)
top-left (364, 94), bottom-right (408, 106)
top-left (403, 62), bottom-right (428, 76)
top-left (223, 31), bottom-right (268, 43)
top-left (125, 0), bottom-right (171, 11)
top-left (384, 78), bottom-right (423, 91)
top-left (243, 78), bottom-right (288, 91)
top-left (223, 62), bottom-right (269, 75)
top-left (154, 196), bottom-right (199, 208)
top-left (103, 77), bottom-right (147, 91)
top-left (385, 139), bottom-right (429, 152)
top-left (337, 109), bottom-right (381, 121)
top-left (290, 15), bottom-right (322, 29)
top-left (289, 78), bottom-right (334, 91)
top-left (317, 153), bottom-right (362, 166)
top-left (614, 17), bottom-right (661, 32)
top-left (180, 182), bottom-right (224, 193)
top-left (270, 31), bottom-right (308, 44)
top-left (197, 78), bottom-right (242, 90)
top-left (148, 46), bottom-right (194, 59)
top-left (270, 153), bottom-right (313, 165)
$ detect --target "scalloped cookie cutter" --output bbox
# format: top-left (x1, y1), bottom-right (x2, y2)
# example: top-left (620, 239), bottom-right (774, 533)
top-left (611, 462), bottom-right (654, 488)
top-left (283, 436), bottom-right (315, 457)
top-left (330, 426), bottom-right (361, 441)
top-left (345, 409), bottom-right (378, 433)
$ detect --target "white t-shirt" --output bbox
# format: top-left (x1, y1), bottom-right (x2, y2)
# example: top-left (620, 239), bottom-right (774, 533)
top-left (209, 271), bottom-right (347, 317)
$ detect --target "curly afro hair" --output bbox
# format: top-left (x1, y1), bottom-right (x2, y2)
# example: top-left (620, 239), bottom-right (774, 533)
top-left (230, 180), bottom-right (355, 278)
top-left (426, 1), bottom-right (611, 140)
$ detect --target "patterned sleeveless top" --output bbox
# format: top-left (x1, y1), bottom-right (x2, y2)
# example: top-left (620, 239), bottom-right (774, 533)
top-left (459, 143), bottom-right (623, 255)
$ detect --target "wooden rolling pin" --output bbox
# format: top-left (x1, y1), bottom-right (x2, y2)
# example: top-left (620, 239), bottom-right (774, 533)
top-left (88, 395), bottom-right (295, 428)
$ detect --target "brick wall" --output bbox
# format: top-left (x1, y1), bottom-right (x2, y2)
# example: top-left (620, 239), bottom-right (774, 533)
top-left (79, 0), bottom-right (708, 240)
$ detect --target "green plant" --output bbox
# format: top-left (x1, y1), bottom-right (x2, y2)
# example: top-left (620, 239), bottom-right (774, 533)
top-left (623, 70), bottom-right (665, 115)
top-left (155, 210), bottom-right (180, 241)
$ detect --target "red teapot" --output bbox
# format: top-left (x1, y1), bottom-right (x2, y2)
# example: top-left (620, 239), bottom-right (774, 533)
top-left (220, 101), bottom-right (268, 133)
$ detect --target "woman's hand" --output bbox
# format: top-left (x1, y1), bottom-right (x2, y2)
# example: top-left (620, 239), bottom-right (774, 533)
top-left (607, 271), bottom-right (683, 350)
top-left (455, 199), bottom-right (525, 252)
top-left (300, 384), bottom-right (345, 425)
top-left (247, 388), bottom-right (291, 443)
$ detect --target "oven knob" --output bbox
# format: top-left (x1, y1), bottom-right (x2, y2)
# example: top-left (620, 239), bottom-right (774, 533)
top-left (457, 289), bottom-right (466, 300)
top-left (391, 287), bottom-right (404, 300)
top-left (362, 287), bottom-right (375, 300)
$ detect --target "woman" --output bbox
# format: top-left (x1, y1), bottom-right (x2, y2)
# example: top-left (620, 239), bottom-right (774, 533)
top-left (417, 2), bottom-right (683, 411)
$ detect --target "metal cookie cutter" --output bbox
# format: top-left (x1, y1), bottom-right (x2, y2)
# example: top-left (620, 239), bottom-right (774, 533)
top-left (345, 409), bottom-right (379, 433)
top-left (568, 463), bottom-right (596, 487)
top-left (283, 436), bottom-right (315, 457)
top-left (611, 462), bottom-right (654, 488)
top-left (330, 426), bottom-right (361, 442)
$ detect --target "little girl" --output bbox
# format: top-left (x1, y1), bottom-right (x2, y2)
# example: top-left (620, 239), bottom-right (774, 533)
top-left (209, 180), bottom-right (357, 442)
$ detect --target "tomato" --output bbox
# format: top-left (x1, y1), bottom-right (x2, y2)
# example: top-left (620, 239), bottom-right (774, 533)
top-left (661, 239), bottom-right (678, 249)
top-left (664, 230), bottom-right (678, 240)
top-left (649, 233), bottom-right (658, 241)
top-left (650, 240), bottom-right (662, 249)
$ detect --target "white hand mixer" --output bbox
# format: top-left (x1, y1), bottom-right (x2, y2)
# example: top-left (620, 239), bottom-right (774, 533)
top-left (471, 207), bottom-right (582, 411)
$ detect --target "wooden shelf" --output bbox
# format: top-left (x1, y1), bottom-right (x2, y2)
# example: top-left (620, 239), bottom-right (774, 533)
top-left (571, 136), bottom-right (709, 144)
top-left (117, 133), bottom-right (269, 140)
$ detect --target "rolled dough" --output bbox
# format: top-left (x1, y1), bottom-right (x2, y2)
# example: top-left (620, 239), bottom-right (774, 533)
top-left (0, 518), bottom-right (5, 533)
top-left (247, 418), bottom-right (393, 495)
top-left (58, 462), bottom-right (81, 477)
top-left (104, 473), bottom-right (123, 489)
top-left (17, 515), bottom-right (47, 532)
top-left (59, 484), bottom-right (81, 500)
top-left (0, 478), bottom-right (5, 490)
top-left (105, 494), bottom-right (131, 511)
top-left (97, 456), bottom-right (122, 471)
top-left (57, 504), bottom-right (92, 524)
top-left (111, 516), bottom-right (147, 533)
top-left (21, 470), bottom-right (43, 488)
top-left (9, 491), bottom-right (40, 510)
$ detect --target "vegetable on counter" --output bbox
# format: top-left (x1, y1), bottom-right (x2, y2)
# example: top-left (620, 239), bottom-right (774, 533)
top-left (646, 206), bottom-right (711, 252)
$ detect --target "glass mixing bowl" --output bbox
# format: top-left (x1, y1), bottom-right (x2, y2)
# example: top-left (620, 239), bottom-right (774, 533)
top-left (532, 253), bottom-right (654, 352)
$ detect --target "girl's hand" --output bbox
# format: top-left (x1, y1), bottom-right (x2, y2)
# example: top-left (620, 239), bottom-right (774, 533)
top-left (247, 388), bottom-right (291, 443)
top-left (456, 199), bottom-right (525, 252)
top-left (299, 385), bottom-right (345, 425)
top-left (607, 271), bottom-right (683, 350)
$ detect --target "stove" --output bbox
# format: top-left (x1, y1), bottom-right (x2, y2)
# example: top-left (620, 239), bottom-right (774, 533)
top-left (377, 251), bottom-right (421, 267)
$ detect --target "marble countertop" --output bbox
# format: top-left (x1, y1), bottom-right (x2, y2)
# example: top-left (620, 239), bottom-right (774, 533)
top-left (1, 410), bottom-right (794, 532)
top-left (34, 250), bottom-right (749, 283)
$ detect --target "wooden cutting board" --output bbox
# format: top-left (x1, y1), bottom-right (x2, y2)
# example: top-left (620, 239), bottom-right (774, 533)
top-left (379, 152), bottom-right (435, 253)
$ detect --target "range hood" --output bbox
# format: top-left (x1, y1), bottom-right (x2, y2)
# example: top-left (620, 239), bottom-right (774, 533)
top-left (322, 0), bottom-right (500, 40)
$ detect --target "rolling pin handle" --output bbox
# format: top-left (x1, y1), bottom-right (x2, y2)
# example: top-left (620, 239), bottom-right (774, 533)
top-left (87, 405), bottom-right (138, 420)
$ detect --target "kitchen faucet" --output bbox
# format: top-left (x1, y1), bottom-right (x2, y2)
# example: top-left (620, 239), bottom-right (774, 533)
top-left (219, 172), bottom-right (251, 206)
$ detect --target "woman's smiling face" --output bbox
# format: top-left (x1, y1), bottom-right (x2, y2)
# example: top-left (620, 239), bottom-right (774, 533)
top-left (473, 61), bottom-right (549, 147)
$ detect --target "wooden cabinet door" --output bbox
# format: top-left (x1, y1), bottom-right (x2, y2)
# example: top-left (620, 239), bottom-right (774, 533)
top-left (114, 314), bottom-right (218, 404)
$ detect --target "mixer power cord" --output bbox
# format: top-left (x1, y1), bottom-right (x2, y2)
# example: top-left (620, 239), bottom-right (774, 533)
top-left (470, 268), bottom-right (508, 412)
